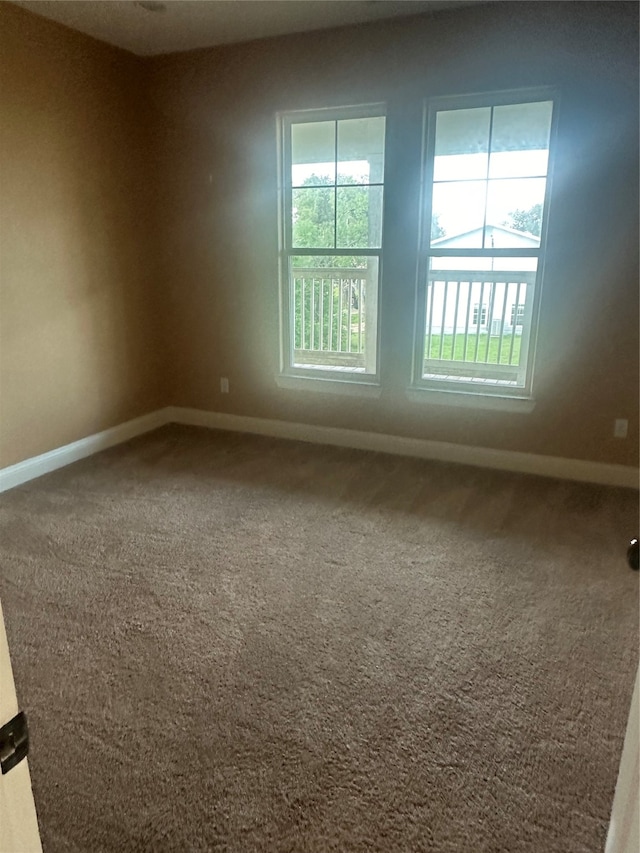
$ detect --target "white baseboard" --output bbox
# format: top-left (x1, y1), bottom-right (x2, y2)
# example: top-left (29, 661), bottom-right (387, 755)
top-left (167, 406), bottom-right (639, 489)
top-left (1, 405), bottom-right (637, 493)
top-left (606, 668), bottom-right (639, 853)
top-left (0, 408), bottom-right (171, 493)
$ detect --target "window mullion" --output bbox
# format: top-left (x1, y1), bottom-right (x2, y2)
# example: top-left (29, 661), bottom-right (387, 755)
top-left (333, 120), bottom-right (338, 251)
top-left (481, 106), bottom-right (494, 250)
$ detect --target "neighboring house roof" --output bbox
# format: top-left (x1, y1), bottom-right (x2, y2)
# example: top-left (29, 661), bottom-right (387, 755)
top-left (432, 224), bottom-right (539, 247)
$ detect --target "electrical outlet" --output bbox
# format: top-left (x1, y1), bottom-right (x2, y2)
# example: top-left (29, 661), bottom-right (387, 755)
top-left (220, 377), bottom-right (229, 394)
top-left (613, 418), bottom-right (628, 439)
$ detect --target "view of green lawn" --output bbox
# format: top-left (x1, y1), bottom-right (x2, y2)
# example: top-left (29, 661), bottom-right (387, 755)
top-left (294, 305), bottom-right (522, 366)
top-left (426, 333), bottom-right (521, 365)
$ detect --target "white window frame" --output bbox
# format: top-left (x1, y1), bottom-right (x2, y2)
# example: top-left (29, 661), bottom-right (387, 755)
top-left (277, 104), bottom-right (386, 389)
top-left (412, 88), bottom-right (558, 400)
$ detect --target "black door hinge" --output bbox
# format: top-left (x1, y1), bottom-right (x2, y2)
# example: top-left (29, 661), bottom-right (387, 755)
top-left (0, 711), bottom-right (29, 775)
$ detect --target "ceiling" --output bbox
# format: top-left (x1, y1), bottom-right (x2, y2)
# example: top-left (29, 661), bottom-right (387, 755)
top-left (12, 0), bottom-right (483, 57)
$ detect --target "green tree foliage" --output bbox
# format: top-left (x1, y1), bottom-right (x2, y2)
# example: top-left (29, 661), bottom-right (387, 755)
top-left (292, 174), bottom-right (372, 268)
top-left (504, 203), bottom-right (542, 237)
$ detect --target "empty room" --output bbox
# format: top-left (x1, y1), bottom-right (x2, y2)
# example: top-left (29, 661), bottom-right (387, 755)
top-left (0, 1), bottom-right (638, 851)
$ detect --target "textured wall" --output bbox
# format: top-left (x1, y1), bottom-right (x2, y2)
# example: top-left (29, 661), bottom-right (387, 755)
top-left (147, 1), bottom-right (639, 467)
top-left (0, 5), bottom-right (165, 468)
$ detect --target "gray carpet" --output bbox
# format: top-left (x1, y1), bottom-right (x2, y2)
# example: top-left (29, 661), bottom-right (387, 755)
top-left (1, 425), bottom-right (638, 853)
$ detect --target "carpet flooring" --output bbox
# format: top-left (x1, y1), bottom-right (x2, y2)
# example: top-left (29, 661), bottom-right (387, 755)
top-left (1, 425), bottom-right (638, 853)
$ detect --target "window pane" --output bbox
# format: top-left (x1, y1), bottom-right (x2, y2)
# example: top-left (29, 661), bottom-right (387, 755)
top-left (292, 187), bottom-right (335, 248)
top-left (291, 121), bottom-right (335, 186)
top-left (290, 256), bottom-right (379, 374)
top-left (489, 150), bottom-right (549, 180)
top-left (433, 107), bottom-right (490, 181)
top-left (489, 101), bottom-right (553, 178)
top-left (337, 117), bottom-right (385, 184)
top-left (423, 258), bottom-right (538, 382)
top-left (431, 181), bottom-right (487, 247)
top-left (485, 177), bottom-right (546, 246)
top-left (336, 185), bottom-right (383, 248)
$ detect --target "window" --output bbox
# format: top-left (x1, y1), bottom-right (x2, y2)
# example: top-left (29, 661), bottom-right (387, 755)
top-left (279, 107), bottom-right (385, 380)
top-left (415, 91), bottom-right (556, 395)
top-left (277, 91), bottom-right (555, 404)
top-left (510, 303), bottom-right (526, 327)
top-left (472, 304), bottom-right (487, 326)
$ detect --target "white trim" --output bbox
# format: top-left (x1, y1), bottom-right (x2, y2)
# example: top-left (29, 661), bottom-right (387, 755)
top-left (167, 407), bottom-right (639, 489)
top-left (0, 409), bottom-right (170, 493)
top-left (606, 669), bottom-right (639, 853)
top-left (0, 406), bottom-right (637, 493)
top-left (276, 374), bottom-right (382, 398)
top-left (406, 387), bottom-right (536, 413)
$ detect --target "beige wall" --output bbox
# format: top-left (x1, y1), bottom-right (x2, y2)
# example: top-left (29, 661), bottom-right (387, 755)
top-left (1, 2), bottom-right (638, 471)
top-left (0, 5), bottom-right (164, 468)
top-left (148, 1), bottom-right (639, 468)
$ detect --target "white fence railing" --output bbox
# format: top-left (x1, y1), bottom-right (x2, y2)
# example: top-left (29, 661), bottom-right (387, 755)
top-left (424, 269), bottom-right (536, 383)
top-left (292, 267), bottom-right (375, 371)
top-left (290, 267), bottom-right (535, 383)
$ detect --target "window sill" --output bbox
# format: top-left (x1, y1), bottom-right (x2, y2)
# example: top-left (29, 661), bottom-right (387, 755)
top-left (406, 386), bottom-right (536, 413)
top-left (276, 373), bottom-right (382, 398)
